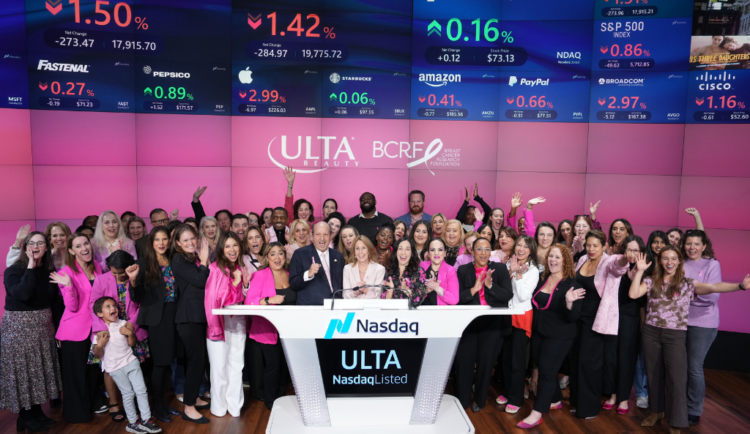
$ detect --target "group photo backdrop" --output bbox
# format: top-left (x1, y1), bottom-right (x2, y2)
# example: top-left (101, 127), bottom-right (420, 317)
top-left (1, 0), bottom-right (749, 333)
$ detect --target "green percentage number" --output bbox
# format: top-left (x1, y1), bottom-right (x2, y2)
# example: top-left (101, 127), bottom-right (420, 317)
top-left (338, 92), bottom-right (369, 105)
top-left (154, 86), bottom-right (187, 99)
top-left (446, 18), bottom-right (503, 42)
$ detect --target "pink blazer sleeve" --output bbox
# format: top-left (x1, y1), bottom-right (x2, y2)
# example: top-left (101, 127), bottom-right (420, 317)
top-left (245, 267), bottom-right (271, 306)
top-left (59, 266), bottom-right (83, 313)
top-left (438, 264), bottom-right (460, 305)
top-left (523, 209), bottom-right (536, 237)
top-left (206, 263), bottom-right (238, 341)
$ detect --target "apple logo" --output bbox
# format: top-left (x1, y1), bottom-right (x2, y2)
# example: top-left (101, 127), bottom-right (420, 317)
top-left (239, 67), bottom-right (253, 84)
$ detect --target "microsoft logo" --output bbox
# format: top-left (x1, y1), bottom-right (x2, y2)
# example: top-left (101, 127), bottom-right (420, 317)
top-left (325, 312), bottom-right (354, 339)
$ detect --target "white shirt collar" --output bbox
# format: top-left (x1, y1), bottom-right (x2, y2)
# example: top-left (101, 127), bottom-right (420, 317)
top-left (358, 210), bottom-right (379, 219)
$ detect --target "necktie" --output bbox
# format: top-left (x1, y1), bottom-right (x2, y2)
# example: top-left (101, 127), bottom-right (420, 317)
top-left (319, 251), bottom-right (333, 293)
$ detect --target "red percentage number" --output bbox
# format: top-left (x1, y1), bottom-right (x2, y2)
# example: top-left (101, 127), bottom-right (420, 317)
top-left (40, 81), bottom-right (88, 96)
top-left (323, 27), bottom-right (336, 39)
top-left (601, 44), bottom-right (649, 57)
top-left (242, 90), bottom-right (285, 103)
top-left (599, 96), bottom-right (642, 109)
top-left (265, 13), bottom-right (323, 38)
top-left (506, 95), bottom-right (550, 108)
top-left (65, 0), bottom-right (147, 29)
top-left (705, 95), bottom-right (744, 109)
top-left (421, 94), bottom-right (461, 106)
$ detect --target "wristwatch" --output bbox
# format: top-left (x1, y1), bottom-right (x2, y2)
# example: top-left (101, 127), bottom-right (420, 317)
top-left (264, 297), bottom-right (270, 305)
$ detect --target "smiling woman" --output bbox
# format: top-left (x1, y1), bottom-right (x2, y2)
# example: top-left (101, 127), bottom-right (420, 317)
top-left (92, 210), bottom-right (137, 272)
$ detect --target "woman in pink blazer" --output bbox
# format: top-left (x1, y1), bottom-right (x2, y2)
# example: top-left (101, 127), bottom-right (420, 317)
top-left (244, 242), bottom-right (296, 410)
top-left (343, 236), bottom-right (386, 299)
top-left (50, 233), bottom-right (105, 423)
top-left (419, 238), bottom-right (459, 305)
top-left (205, 232), bottom-right (246, 418)
top-left (569, 230), bottom-right (628, 419)
top-left (88, 250), bottom-right (148, 422)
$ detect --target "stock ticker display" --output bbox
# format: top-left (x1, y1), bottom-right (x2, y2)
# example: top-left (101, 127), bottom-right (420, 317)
top-left (1, 0), bottom-right (749, 124)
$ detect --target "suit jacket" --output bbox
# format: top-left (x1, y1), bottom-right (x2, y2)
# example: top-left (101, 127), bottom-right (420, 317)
top-left (205, 262), bottom-right (244, 341)
top-left (56, 262), bottom-right (102, 342)
top-left (89, 272), bottom-right (147, 341)
top-left (342, 262), bottom-right (386, 299)
top-left (575, 253), bottom-right (628, 336)
top-left (245, 267), bottom-right (283, 345)
top-left (172, 254), bottom-right (210, 324)
top-left (531, 277), bottom-right (582, 340)
top-left (456, 262), bottom-right (514, 334)
top-left (289, 243), bottom-right (344, 305)
top-left (420, 261), bottom-right (459, 305)
top-left (129, 258), bottom-right (174, 327)
top-left (135, 236), bottom-right (149, 260)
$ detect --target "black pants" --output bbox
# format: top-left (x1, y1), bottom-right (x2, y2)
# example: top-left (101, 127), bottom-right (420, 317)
top-left (60, 339), bottom-right (102, 423)
top-left (502, 327), bottom-right (529, 407)
top-left (530, 332), bottom-right (573, 414)
top-left (177, 322), bottom-right (207, 406)
top-left (569, 316), bottom-right (605, 418)
top-left (254, 339), bottom-right (285, 409)
top-left (454, 325), bottom-right (503, 410)
top-left (642, 324), bottom-right (688, 428)
top-left (603, 314), bottom-right (640, 403)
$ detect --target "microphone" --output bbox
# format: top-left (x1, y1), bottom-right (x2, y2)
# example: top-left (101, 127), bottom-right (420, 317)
top-left (329, 285), bottom-right (388, 310)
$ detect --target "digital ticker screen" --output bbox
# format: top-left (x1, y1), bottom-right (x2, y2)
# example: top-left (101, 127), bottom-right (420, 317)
top-left (0, 0), bottom-right (746, 124)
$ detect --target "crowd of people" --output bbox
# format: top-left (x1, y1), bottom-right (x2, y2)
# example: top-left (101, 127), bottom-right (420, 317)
top-left (1, 167), bottom-right (748, 434)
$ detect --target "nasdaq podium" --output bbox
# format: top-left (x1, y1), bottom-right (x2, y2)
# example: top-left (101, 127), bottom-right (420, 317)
top-left (215, 299), bottom-right (521, 433)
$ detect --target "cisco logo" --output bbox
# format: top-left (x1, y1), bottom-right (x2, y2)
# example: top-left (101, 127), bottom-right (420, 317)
top-left (696, 71), bottom-right (734, 91)
top-left (143, 65), bottom-right (190, 78)
top-left (419, 72), bottom-right (461, 87)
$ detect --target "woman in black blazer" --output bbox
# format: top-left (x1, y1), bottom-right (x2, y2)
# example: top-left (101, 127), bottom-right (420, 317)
top-left (129, 226), bottom-right (182, 422)
top-left (171, 224), bottom-right (211, 423)
top-left (454, 238), bottom-right (513, 412)
top-left (517, 244), bottom-right (585, 429)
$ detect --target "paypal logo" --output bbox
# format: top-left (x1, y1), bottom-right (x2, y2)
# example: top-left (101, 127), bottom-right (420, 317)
top-left (508, 76), bottom-right (518, 86)
top-left (325, 312), bottom-right (355, 339)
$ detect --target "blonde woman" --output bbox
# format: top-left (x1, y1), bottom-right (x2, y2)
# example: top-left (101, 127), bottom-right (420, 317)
top-left (431, 213), bottom-right (447, 239)
top-left (91, 210), bottom-right (137, 271)
top-left (442, 219), bottom-right (465, 266)
top-left (342, 236), bottom-right (386, 299)
top-left (285, 219), bottom-right (310, 258)
top-left (337, 225), bottom-right (359, 264)
top-left (199, 216), bottom-right (221, 261)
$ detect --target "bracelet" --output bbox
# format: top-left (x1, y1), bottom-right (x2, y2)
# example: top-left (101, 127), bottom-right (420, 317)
top-left (287, 184), bottom-right (293, 188)
top-left (740, 283), bottom-right (747, 291)
top-left (11, 245), bottom-right (20, 250)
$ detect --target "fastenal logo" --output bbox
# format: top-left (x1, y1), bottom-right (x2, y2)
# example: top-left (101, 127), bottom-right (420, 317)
top-left (37, 59), bottom-right (89, 73)
top-left (324, 313), bottom-right (419, 339)
top-left (696, 71), bottom-right (735, 90)
top-left (329, 72), bottom-right (340, 83)
top-left (419, 72), bottom-right (461, 87)
top-left (325, 313), bottom-right (354, 339)
top-left (144, 66), bottom-right (190, 78)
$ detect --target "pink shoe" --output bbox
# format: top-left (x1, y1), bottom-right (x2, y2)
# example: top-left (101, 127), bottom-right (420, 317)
top-left (617, 406), bottom-right (629, 415)
top-left (550, 402), bottom-right (562, 410)
top-left (602, 402), bottom-right (615, 410)
top-left (505, 404), bottom-right (519, 414)
top-left (517, 418), bottom-right (544, 429)
top-left (495, 395), bottom-right (508, 405)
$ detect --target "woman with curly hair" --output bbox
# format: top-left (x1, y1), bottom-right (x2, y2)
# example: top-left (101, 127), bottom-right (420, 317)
top-left (382, 238), bottom-right (427, 308)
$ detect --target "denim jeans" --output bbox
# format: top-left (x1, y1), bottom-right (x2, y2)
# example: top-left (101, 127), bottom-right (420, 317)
top-left (686, 326), bottom-right (717, 416)
top-left (634, 350), bottom-right (648, 398)
top-left (172, 358), bottom-right (208, 397)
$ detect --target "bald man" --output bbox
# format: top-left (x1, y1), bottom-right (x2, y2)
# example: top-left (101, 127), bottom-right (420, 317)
top-left (289, 222), bottom-right (345, 305)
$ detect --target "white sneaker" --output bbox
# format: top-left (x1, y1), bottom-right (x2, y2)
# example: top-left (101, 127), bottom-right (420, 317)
top-left (636, 396), bottom-right (648, 409)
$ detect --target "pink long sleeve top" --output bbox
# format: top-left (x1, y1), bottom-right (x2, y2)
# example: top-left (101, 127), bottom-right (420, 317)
top-left (507, 209), bottom-right (536, 237)
top-left (205, 262), bottom-right (245, 341)
top-left (245, 267), bottom-right (284, 345)
top-left (419, 260), bottom-right (460, 305)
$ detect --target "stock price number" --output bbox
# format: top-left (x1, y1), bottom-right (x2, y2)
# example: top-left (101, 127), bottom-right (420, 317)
top-left (111, 40), bottom-right (158, 51)
top-left (246, 89), bottom-right (285, 103)
top-left (599, 96), bottom-right (645, 109)
top-left (301, 49), bottom-right (343, 59)
top-left (698, 95), bottom-right (745, 110)
top-left (487, 54), bottom-right (515, 64)
top-left (42, 81), bottom-right (92, 96)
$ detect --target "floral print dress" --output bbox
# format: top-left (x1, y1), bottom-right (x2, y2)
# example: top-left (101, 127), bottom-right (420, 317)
top-left (381, 268), bottom-right (428, 308)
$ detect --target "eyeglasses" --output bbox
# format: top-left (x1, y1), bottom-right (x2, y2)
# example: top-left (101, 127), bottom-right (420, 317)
top-left (27, 242), bottom-right (46, 247)
top-left (152, 218), bottom-right (169, 226)
top-left (574, 214), bottom-right (590, 219)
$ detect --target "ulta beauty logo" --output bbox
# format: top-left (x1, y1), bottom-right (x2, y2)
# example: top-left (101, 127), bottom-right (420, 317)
top-left (267, 136), bottom-right (358, 173)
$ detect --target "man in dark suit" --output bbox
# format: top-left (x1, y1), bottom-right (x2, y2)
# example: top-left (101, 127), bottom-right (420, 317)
top-left (289, 222), bottom-right (345, 305)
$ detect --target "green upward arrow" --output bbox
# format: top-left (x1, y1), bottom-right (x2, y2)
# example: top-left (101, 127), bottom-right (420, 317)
top-left (144, 87), bottom-right (152, 95)
top-left (427, 20), bottom-right (441, 33)
top-left (329, 93), bottom-right (338, 100)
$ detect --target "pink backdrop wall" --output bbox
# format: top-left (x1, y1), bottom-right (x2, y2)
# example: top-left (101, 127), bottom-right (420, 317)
top-left (1, 109), bottom-right (749, 333)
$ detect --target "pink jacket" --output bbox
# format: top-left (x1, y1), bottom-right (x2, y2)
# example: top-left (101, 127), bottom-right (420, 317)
top-left (245, 267), bottom-right (283, 345)
top-left (342, 262), bottom-right (386, 299)
top-left (419, 261), bottom-right (459, 305)
top-left (507, 209), bottom-right (536, 237)
top-left (575, 253), bottom-right (628, 335)
top-left (205, 262), bottom-right (245, 341)
top-left (89, 272), bottom-right (147, 341)
top-left (56, 262), bottom-right (103, 341)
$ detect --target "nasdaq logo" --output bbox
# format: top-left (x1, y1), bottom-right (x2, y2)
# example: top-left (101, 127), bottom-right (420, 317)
top-left (37, 59), bottom-right (89, 73)
top-left (325, 312), bottom-right (355, 339)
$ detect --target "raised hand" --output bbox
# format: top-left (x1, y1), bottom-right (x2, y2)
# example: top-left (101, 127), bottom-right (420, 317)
top-left (284, 166), bottom-right (296, 185)
top-left (108, 238), bottom-right (123, 253)
top-left (464, 186), bottom-right (470, 202)
top-left (509, 255), bottom-right (520, 274)
top-left (685, 207), bottom-right (700, 217)
top-left (566, 288), bottom-right (586, 304)
top-left (511, 192), bottom-right (523, 210)
top-left (26, 245), bottom-right (36, 269)
top-left (527, 196), bottom-right (546, 209)
top-left (15, 224), bottom-right (31, 247)
top-left (473, 182), bottom-right (479, 199)
top-left (740, 274), bottom-right (750, 290)
top-left (170, 209), bottom-right (179, 221)
top-left (590, 200), bottom-right (601, 219)
top-left (518, 263), bottom-right (530, 276)
top-left (125, 264), bottom-right (139, 284)
top-left (198, 238), bottom-right (210, 265)
top-left (385, 277), bottom-right (395, 289)
top-left (635, 252), bottom-right (651, 273)
top-left (232, 269), bottom-right (242, 287)
top-left (50, 271), bottom-right (72, 287)
top-left (572, 235), bottom-right (584, 253)
top-left (473, 207), bottom-right (485, 223)
top-left (193, 186), bottom-right (208, 203)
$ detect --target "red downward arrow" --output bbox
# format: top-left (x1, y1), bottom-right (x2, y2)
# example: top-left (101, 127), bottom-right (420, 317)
top-left (695, 98), bottom-right (704, 106)
top-left (506, 97), bottom-right (514, 104)
top-left (39, 82), bottom-right (48, 91)
top-left (418, 96), bottom-right (425, 103)
top-left (239, 92), bottom-right (247, 99)
top-left (598, 98), bottom-right (606, 106)
top-left (600, 46), bottom-right (609, 54)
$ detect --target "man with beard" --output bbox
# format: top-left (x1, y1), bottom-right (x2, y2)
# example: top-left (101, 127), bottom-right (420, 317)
top-left (396, 190), bottom-right (432, 229)
top-left (346, 192), bottom-right (393, 245)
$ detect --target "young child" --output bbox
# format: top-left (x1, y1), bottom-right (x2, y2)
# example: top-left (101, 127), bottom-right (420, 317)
top-left (93, 296), bottom-right (162, 434)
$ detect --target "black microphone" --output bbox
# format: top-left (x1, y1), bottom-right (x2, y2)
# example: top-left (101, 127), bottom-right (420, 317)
top-left (329, 285), bottom-right (389, 310)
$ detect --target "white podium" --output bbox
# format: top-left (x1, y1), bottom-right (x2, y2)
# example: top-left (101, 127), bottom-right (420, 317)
top-left (215, 299), bottom-right (522, 433)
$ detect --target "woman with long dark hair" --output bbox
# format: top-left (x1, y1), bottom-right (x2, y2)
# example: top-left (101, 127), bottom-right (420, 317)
top-left (129, 226), bottom-right (182, 422)
top-left (630, 246), bottom-right (749, 433)
top-left (393, 220), bottom-right (408, 242)
top-left (245, 242), bottom-right (297, 409)
top-left (50, 233), bottom-right (105, 423)
top-left (322, 198), bottom-right (338, 219)
top-left (283, 167), bottom-right (315, 223)
top-left (1, 231), bottom-right (62, 430)
top-left (607, 219), bottom-right (633, 255)
top-left (382, 238), bottom-right (427, 308)
top-left (171, 224), bottom-right (211, 423)
top-left (325, 212), bottom-right (346, 249)
top-left (555, 220), bottom-right (573, 247)
top-left (408, 220), bottom-right (432, 262)
top-left (535, 222), bottom-right (556, 274)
